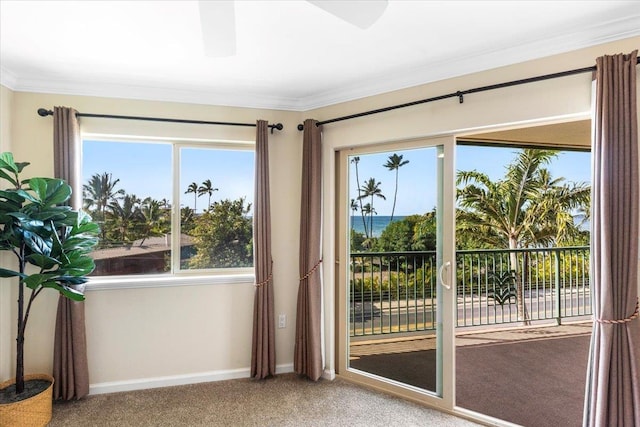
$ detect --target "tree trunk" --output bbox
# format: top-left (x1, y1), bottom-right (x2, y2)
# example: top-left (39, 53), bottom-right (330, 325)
top-left (509, 238), bottom-right (530, 326)
top-left (352, 159), bottom-right (368, 238)
top-left (390, 171), bottom-right (399, 224)
top-left (15, 246), bottom-right (25, 394)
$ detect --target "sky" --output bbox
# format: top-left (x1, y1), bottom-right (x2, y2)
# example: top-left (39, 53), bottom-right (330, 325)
top-left (349, 145), bottom-right (591, 216)
top-left (83, 139), bottom-right (591, 217)
top-left (82, 140), bottom-right (254, 212)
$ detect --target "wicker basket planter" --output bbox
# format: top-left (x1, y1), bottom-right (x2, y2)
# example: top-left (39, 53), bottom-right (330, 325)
top-left (0, 374), bottom-right (54, 427)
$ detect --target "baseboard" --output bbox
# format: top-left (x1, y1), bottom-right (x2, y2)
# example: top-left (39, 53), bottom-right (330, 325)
top-left (89, 363), bottom-right (294, 395)
top-left (275, 363), bottom-right (294, 375)
top-left (322, 368), bottom-right (336, 380)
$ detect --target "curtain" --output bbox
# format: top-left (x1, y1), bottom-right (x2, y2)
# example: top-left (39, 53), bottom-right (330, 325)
top-left (584, 51), bottom-right (639, 426)
top-left (294, 119), bottom-right (323, 381)
top-left (251, 120), bottom-right (276, 379)
top-left (52, 106), bottom-right (90, 400)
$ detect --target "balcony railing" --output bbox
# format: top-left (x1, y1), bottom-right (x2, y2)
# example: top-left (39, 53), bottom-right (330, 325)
top-left (349, 246), bottom-right (590, 337)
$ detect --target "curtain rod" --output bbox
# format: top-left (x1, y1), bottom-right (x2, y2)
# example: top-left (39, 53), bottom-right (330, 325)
top-left (37, 108), bottom-right (284, 133)
top-left (297, 56), bottom-right (640, 131)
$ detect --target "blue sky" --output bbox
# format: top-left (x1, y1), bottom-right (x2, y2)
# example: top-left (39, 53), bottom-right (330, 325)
top-left (349, 145), bottom-right (591, 216)
top-left (83, 140), bottom-right (254, 212)
top-left (83, 139), bottom-right (591, 217)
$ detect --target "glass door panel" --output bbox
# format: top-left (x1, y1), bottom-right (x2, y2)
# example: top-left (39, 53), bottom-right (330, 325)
top-left (337, 136), bottom-right (456, 407)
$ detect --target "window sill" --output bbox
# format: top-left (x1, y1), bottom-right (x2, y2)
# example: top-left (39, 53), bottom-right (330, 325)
top-left (86, 273), bottom-right (255, 291)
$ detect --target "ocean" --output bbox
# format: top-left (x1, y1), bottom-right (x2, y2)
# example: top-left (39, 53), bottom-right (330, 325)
top-left (350, 215), bottom-right (405, 237)
top-left (351, 214), bottom-right (589, 237)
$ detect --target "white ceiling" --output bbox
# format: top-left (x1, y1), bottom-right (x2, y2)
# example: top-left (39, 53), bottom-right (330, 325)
top-left (1, 1), bottom-right (639, 111)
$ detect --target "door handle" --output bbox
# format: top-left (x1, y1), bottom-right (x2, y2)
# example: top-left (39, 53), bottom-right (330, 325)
top-left (439, 261), bottom-right (451, 290)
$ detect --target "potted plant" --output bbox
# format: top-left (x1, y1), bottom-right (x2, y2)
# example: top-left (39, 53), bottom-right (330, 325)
top-left (0, 152), bottom-right (99, 425)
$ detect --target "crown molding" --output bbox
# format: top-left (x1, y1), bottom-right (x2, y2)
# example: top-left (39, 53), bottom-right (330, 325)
top-left (0, 66), bottom-right (18, 90)
top-left (2, 14), bottom-right (638, 113)
top-left (297, 14), bottom-right (640, 110)
top-left (2, 75), bottom-right (304, 112)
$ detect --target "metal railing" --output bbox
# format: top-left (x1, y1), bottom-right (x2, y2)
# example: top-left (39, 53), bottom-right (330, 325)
top-left (349, 246), bottom-right (590, 336)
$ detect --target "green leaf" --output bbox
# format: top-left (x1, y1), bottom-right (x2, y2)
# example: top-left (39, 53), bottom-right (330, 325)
top-left (6, 213), bottom-right (45, 232)
top-left (14, 162), bottom-right (30, 173)
top-left (0, 189), bottom-right (25, 205)
top-left (26, 253), bottom-right (61, 270)
top-left (25, 178), bottom-right (72, 206)
top-left (0, 225), bottom-right (22, 248)
top-left (0, 268), bottom-right (26, 279)
top-left (42, 179), bottom-right (72, 206)
top-left (75, 221), bottom-right (100, 236)
top-left (31, 207), bottom-right (71, 222)
top-left (22, 230), bottom-right (53, 256)
top-left (0, 169), bottom-right (17, 187)
top-left (58, 284), bottom-right (86, 302)
top-left (39, 278), bottom-right (87, 301)
top-left (0, 208), bottom-right (19, 223)
top-left (56, 275), bottom-right (88, 286)
top-left (14, 189), bottom-right (39, 204)
top-left (0, 152), bottom-right (19, 173)
top-left (27, 178), bottom-right (48, 203)
top-left (63, 236), bottom-right (99, 253)
top-left (50, 227), bottom-right (69, 264)
top-left (23, 273), bottom-right (55, 290)
top-left (60, 256), bottom-right (96, 277)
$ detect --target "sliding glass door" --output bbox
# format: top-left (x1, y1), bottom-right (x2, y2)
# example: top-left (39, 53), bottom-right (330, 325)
top-left (336, 136), bottom-right (456, 409)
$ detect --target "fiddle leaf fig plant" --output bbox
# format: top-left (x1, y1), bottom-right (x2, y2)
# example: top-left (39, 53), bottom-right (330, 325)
top-left (0, 152), bottom-right (99, 396)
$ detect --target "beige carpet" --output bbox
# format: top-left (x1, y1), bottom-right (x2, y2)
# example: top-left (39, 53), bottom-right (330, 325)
top-left (50, 373), bottom-right (480, 427)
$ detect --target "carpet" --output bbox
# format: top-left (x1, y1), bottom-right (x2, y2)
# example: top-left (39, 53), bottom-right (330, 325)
top-left (49, 373), bottom-right (481, 427)
top-left (350, 333), bottom-right (591, 427)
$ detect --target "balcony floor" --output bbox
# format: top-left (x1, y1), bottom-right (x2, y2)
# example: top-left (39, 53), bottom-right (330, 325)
top-left (349, 322), bottom-right (592, 427)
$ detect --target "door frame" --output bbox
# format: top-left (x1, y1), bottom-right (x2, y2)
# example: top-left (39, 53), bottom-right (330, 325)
top-left (334, 135), bottom-right (457, 412)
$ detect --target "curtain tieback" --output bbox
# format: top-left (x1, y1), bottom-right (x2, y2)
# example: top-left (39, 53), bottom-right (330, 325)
top-left (255, 260), bottom-right (273, 288)
top-left (300, 259), bottom-right (323, 281)
top-left (595, 299), bottom-right (639, 324)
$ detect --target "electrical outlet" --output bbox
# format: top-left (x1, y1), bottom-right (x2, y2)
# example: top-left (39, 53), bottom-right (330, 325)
top-left (278, 314), bottom-right (286, 329)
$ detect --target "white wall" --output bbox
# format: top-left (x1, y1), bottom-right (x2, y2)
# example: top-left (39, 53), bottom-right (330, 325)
top-left (1, 91), bottom-right (303, 390)
top-left (310, 37), bottom-right (640, 376)
top-left (1, 36), bottom-right (638, 391)
top-left (0, 84), bottom-right (15, 383)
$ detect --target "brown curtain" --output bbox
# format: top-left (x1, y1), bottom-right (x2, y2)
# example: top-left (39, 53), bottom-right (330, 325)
top-left (294, 119), bottom-right (323, 381)
top-left (584, 51), bottom-right (639, 426)
top-left (52, 106), bottom-right (90, 400)
top-left (251, 120), bottom-right (276, 379)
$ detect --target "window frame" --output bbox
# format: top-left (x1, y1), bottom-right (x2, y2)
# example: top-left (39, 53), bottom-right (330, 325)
top-left (81, 133), bottom-right (256, 289)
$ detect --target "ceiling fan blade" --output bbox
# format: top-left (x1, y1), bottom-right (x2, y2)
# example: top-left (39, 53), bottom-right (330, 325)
top-left (198, 0), bottom-right (236, 57)
top-left (307, 0), bottom-right (388, 29)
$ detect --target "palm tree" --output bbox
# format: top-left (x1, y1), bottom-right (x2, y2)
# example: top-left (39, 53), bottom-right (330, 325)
top-left (351, 156), bottom-right (368, 238)
top-left (197, 179), bottom-right (218, 211)
top-left (181, 206), bottom-right (196, 233)
top-left (158, 198), bottom-right (170, 209)
top-left (384, 153), bottom-right (409, 224)
top-left (185, 182), bottom-right (198, 212)
top-left (350, 198), bottom-right (358, 214)
top-left (83, 172), bottom-right (125, 220)
top-left (358, 178), bottom-right (386, 239)
top-left (138, 197), bottom-right (170, 246)
top-left (457, 148), bottom-right (590, 324)
top-left (106, 194), bottom-right (142, 244)
top-left (361, 203), bottom-right (377, 248)
top-left (83, 172), bottom-right (125, 241)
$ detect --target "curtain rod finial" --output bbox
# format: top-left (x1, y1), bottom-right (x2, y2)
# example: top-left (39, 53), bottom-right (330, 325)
top-left (270, 123), bottom-right (284, 134)
top-left (37, 108), bottom-right (53, 117)
top-left (297, 124), bottom-right (304, 131)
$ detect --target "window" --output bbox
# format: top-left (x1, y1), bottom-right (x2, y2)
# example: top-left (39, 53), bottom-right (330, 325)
top-left (82, 137), bottom-right (255, 278)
